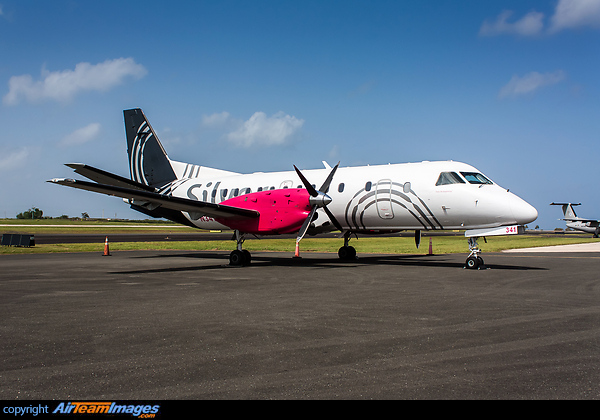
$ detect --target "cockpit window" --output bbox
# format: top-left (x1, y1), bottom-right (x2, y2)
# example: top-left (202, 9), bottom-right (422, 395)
top-left (435, 172), bottom-right (466, 186)
top-left (460, 172), bottom-right (493, 185)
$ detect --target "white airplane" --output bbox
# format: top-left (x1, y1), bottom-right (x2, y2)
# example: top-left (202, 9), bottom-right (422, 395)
top-left (48, 108), bottom-right (538, 269)
top-left (550, 202), bottom-right (600, 237)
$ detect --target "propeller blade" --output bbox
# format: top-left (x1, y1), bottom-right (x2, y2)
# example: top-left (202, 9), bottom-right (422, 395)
top-left (295, 206), bottom-right (318, 258)
top-left (293, 162), bottom-right (344, 253)
top-left (293, 165), bottom-right (318, 197)
top-left (296, 207), bottom-right (317, 244)
top-left (323, 206), bottom-right (344, 232)
top-left (318, 161), bottom-right (340, 194)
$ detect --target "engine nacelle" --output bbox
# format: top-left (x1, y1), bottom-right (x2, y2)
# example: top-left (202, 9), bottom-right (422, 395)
top-left (216, 188), bottom-right (312, 235)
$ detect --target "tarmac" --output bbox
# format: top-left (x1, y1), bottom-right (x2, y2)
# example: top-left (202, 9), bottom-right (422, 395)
top-left (1, 247), bottom-right (599, 399)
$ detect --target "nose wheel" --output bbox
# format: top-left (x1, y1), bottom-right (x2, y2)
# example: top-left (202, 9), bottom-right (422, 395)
top-left (465, 237), bottom-right (486, 270)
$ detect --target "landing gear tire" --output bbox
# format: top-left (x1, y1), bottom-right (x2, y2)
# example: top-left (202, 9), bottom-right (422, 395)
top-left (338, 245), bottom-right (357, 260)
top-left (466, 256), bottom-right (479, 270)
top-left (229, 249), bottom-right (250, 266)
top-left (465, 255), bottom-right (484, 270)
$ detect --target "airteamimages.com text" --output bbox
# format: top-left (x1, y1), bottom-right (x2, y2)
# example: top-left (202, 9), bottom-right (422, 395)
top-left (2, 402), bottom-right (161, 418)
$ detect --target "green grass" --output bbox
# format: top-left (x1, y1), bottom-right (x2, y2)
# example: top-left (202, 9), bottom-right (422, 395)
top-left (0, 218), bottom-right (178, 224)
top-left (0, 218), bottom-right (195, 234)
top-left (1, 234), bottom-right (597, 255)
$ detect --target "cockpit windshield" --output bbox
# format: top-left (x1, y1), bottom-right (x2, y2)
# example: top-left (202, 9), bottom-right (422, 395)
top-left (435, 172), bottom-right (465, 186)
top-left (460, 172), bottom-right (493, 185)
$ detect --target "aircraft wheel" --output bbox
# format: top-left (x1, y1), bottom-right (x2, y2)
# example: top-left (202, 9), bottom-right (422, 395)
top-left (229, 250), bottom-right (247, 266)
top-left (243, 250), bottom-right (252, 265)
top-left (338, 246), bottom-right (356, 260)
top-left (465, 256), bottom-right (479, 270)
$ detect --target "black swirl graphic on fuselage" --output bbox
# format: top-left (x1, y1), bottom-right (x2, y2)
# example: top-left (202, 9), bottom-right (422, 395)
top-left (344, 181), bottom-right (443, 231)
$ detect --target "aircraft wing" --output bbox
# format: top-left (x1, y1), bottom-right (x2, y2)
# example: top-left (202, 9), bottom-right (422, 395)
top-left (47, 178), bottom-right (259, 220)
top-left (64, 163), bottom-right (155, 192)
top-left (565, 218), bottom-right (600, 225)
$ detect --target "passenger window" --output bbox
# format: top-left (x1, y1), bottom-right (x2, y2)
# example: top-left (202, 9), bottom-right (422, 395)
top-left (460, 172), bottom-right (493, 185)
top-left (436, 172), bottom-right (466, 186)
top-left (365, 182), bottom-right (372, 191)
top-left (338, 183), bottom-right (345, 193)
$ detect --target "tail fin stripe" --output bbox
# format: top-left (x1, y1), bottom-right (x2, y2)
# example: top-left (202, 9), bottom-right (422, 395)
top-left (131, 125), bottom-right (152, 185)
top-left (124, 108), bottom-right (177, 187)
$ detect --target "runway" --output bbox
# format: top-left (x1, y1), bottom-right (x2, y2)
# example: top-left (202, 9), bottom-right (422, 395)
top-left (1, 249), bottom-right (598, 399)
top-left (504, 241), bottom-right (600, 253)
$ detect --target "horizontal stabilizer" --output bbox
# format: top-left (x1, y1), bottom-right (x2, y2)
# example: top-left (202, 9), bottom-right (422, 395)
top-left (47, 178), bottom-right (259, 220)
top-left (65, 163), bottom-right (155, 192)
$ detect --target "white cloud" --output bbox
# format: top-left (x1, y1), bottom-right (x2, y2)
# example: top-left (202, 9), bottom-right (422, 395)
top-left (481, 1), bottom-right (600, 37)
top-left (226, 111), bottom-right (304, 148)
top-left (549, 0), bottom-right (600, 32)
top-left (202, 111), bottom-right (231, 126)
top-left (479, 10), bottom-right (545, 37)
top-left (59, 123), bottom-right (101, 147)
top-left (0, 147), bottom-right (30, 171)
top-left (498, 71), bottom-right (566, 98)
top-left (3, 57), bottom-right (147, 105)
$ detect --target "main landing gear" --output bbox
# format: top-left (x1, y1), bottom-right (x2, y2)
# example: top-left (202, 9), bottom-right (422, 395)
top-left (229, 230), bottom-right (251, 266)
top-left (465, 237), bottom-right (486, 270)
top-left (338, 231), bottom-right (357, 261)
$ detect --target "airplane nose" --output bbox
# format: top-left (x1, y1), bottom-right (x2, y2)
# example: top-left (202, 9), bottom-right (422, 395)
top-left (510, 195), bottom-right (538, 225)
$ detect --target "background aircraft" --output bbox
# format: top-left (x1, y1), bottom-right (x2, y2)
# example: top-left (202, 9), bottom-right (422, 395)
top-left (551, 202), bottom-right (600, 237)
top-left (49, 108), bottom-right (538, 269)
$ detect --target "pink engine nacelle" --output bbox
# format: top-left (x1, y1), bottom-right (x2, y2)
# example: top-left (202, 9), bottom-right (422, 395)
top-left (216, 188), bottom-right (312, 235)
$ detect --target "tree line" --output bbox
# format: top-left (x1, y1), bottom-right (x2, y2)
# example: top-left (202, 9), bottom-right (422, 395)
top-left (15, 207), bottom-right (90, 220)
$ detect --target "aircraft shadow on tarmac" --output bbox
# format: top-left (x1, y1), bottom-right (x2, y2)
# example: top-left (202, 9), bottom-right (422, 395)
top-left (109, 252), bottom-right (546, 275)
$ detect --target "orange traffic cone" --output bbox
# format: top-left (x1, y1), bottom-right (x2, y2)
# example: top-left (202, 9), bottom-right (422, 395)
top-left (103, 236), bottom-right (111, 256)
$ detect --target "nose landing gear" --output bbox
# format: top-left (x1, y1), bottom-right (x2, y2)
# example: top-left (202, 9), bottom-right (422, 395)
top-left (465, 237), bottom-right (486, 270)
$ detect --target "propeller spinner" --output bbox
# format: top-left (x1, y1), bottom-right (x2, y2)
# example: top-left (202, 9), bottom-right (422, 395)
top-left (293, 162), bottom-right (344, 257)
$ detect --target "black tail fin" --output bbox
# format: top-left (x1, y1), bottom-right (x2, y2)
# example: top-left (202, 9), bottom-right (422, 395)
top-left (124, 108), bottom-right (177, 187)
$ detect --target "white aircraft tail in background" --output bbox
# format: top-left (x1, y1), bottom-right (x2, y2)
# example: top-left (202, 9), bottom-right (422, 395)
top-left (551, 202), bottom-right (600, 237)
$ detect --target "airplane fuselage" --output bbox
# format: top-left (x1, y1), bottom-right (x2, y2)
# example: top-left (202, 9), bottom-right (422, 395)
top-left (51, 108), bottom-right (539, 268)
top-left (566, 221), bottom-right (598, 234)
top-left (164, 160), bottom-right (537, 234)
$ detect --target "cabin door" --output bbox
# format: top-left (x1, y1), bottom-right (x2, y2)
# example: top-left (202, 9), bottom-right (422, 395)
top-left (376, 179), bottom-right (394, 219)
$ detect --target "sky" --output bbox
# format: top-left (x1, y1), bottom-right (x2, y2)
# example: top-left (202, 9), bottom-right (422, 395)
top-left (0, 0), bottom-right (599, 229)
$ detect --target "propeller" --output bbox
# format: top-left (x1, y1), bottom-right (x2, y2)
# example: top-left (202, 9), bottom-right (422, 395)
top-left (293, 162), bottom-right (344, 257)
